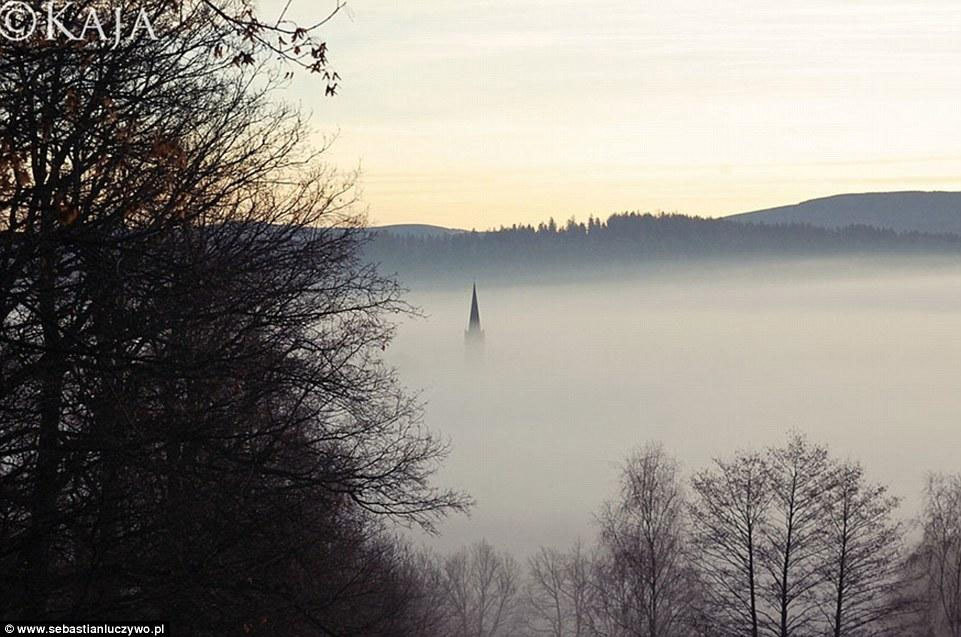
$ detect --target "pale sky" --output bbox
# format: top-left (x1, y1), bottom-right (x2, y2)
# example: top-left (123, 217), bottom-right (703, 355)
top-left (269, 1), bottom-right (961, 229)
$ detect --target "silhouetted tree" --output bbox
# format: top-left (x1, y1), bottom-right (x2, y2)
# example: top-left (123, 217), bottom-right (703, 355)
top-left (595, 443), bottom-right (696, 637)
top-left (527, 547), bottom-right (571, 637)
top-left (921, 474), bottom-right (961, 637)
top-left (690, 435), bottom-right (914, 637)
top-left (526, 541), bottom-right (596, 637)
top-left (0, 0), bottom-right (467, 630)
top-left (763, 434), bottom-right (839, 637)
top-left (439, 540), bottom-right (521, 637)
top-left (394, 547), bottom-right (455, 637)
top-left (690, 450), bottom-right (772, 637)
top-left (819, 461), bottom-right (913, 636)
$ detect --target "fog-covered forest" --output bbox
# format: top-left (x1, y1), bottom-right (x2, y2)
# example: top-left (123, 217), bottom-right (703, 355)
top-left (366, 213), bottom-right (961, 281)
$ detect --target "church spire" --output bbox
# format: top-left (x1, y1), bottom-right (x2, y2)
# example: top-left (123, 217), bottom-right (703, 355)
top-left (465, 282), bottom-right (484, 344)
top-left (469, 282), bottom-right (481, 330)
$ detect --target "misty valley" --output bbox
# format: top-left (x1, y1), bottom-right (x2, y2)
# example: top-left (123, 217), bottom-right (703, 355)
top-left (388, 257), bottom-right (961, 556)
top-left (368, 253), bottom-right (961, 634)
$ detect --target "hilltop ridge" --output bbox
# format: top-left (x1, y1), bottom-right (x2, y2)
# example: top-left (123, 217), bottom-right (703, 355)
top-left (728, 191), bottom-right (961, 235)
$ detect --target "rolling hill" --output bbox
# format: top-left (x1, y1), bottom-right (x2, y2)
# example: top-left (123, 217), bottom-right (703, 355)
top-left (369, 224), bottom-right (465, 238)
top-left (728, 191), bottom-right (961, 235)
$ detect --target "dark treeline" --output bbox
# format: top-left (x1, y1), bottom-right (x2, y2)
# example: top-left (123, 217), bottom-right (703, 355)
top-left (366, 213), bottom-right (961, 280)
top-left (401, 435), bottom-right (961, 637)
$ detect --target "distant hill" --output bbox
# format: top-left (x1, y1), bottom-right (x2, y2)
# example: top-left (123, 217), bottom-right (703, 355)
top-left (729, 192), bottom-right (961, 235)
top-left (369, 224), bottom-right (464, 238)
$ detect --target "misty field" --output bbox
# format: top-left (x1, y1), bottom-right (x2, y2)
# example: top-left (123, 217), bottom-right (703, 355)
top-left (387, 257), bottom-right (961, 555)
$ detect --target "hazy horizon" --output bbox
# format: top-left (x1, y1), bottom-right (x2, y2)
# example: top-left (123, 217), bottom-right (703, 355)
top-left (369, 188), bottom-right (961, 232)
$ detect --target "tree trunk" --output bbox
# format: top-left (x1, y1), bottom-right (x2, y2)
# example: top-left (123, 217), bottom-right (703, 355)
top-left (23, 230), bottom-right (65, 617)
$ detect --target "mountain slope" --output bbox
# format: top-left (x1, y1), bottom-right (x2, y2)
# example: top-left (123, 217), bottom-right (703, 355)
top-left (369, 223), bottom-right (465, 238)
top-left (728, 191), bottom-right (961, 235)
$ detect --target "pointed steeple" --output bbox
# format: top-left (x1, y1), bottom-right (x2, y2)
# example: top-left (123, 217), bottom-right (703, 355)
top-left (465, 282), bottom-right (484, 345)
top-left (469, 282), bottom-right (481, 330)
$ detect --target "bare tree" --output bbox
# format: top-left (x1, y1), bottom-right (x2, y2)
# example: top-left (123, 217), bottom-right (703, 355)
top-left (440, 540), bottom-right (521, 637)
top-left (526, 541), bottom-right (597, 637)
top-left (528, 547), bottom-right (570, 636)
top-left (690, 450), bottom-right (772, 637)
top-left (690, 435), bottom-right (913, 637)
top-left (375, 544), bottom-right (454, 637)
top-left (762, 433), bottom-right (838, 637)
top-left (195, 0), bottom-right (345, 83)
top-left (921, 474), bottom-right (961, 637)
top-left (0, 0), bottom-right (469, 629)
top-left (819, 461), bottom-right (911, 636)
top-left (567, 541), bottom-right (599, 637)
top-left (595, 443), bottom-right (695, 637)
